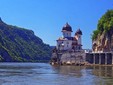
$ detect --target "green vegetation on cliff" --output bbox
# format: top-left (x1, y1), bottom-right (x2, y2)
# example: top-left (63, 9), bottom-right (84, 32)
top-left (0, 18), bottom-right (51, 62)
top-left (92, 10), bottom-right (113, 40)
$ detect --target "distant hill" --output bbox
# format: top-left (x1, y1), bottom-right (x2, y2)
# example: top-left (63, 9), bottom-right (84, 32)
top-left (0, 18), bottom-right (52, 62)
top-left (50, 46), bottom-right (56, 49)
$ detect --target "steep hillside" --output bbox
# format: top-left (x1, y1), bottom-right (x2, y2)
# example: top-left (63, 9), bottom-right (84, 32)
top-left (92, 10), bottom-right (113, 52)
top-left (0, 18), bottom-right (51, 62)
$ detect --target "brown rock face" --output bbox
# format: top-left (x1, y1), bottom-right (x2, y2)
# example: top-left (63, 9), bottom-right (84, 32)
top-left (92, 31), bottom-right (113, 52)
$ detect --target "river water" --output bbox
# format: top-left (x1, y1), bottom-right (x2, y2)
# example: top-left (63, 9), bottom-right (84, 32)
top-left (0, 63), bottom-right (112, 85)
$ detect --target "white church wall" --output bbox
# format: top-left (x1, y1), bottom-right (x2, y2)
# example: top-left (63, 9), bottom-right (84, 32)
top-left (63, 40), bottom-right (72, 50)
top-left (75, 34), bottom-right (82, 45)
top-left (57, 40), bottom-right (72, 51)
top-left (62, 31), bottom-right (71, 37)
top-left (77, 35), bottom-right (81, 45)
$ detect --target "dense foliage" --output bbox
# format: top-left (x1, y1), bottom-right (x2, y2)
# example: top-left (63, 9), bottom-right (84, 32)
top-left (92, 10), bottom-right (113, 40)
top-left (0, 18), bottom-right (52, 62)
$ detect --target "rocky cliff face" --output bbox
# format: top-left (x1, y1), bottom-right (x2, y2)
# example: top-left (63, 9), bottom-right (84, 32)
top-left (0, 18), bottom-right (51, 62)
top-left (92, 10), bottom-right (113, 52)
top-left (92, 29), bottom-right (113, 52)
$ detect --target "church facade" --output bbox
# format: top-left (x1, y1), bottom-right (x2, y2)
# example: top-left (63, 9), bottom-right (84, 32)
top-left (56, 23), bottom-right (82, 51)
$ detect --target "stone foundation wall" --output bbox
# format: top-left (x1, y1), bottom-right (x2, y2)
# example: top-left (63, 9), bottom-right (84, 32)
top-left (86, 53), bottom-right (113, 65)
top-left (51, 50), bottom-right (86, 65)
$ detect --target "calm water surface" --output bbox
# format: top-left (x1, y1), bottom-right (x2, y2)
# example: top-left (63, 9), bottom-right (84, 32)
top-left (0, 63), bottom-right (112, 85)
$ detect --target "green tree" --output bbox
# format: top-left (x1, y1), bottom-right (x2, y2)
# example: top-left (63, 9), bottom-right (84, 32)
top-left (92, 9), bottom-right (113, 40)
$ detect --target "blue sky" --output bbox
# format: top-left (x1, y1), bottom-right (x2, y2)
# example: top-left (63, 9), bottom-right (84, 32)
top-left (0, 0), bottom-right (113, 49)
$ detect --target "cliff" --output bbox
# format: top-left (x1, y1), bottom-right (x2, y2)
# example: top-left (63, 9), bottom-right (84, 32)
top-left (0, 18), bottom-right (51, 62)
top-left (92, 10), bottom-right (113, 52)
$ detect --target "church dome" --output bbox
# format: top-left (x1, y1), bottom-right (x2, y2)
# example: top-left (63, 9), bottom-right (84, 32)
top-left (75, 29), bottom-right (82, 35)
top-left (62, 23), bottom-right (72, 32)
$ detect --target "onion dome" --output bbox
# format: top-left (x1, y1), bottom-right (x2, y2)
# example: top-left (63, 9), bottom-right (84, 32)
top-left (62, 22), bottom-right (73, 32)
top-left (75, 28), bottom-right (82, 35)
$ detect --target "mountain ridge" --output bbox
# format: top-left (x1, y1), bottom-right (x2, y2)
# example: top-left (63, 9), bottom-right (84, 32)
top-left (0, 18), bottom-right (51, 62)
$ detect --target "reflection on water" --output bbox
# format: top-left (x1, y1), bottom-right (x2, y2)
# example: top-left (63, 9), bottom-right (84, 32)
top-left (90, 66), bottom-right (113, 85)
top-left (91, 66), bottom-right (113, 77)
top-left (0, 63), bottom-right (112, 85)
top-left (53, 66), bottom-right (85, 77)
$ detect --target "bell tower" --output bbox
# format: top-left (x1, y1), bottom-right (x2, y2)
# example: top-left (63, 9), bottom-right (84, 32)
top-left (62, 23), bottom-right (72, 38)
top-left (75, 29), bottom-right (82, 49)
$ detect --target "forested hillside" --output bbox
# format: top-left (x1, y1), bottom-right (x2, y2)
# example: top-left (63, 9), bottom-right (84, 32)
top-left (0, 18), bottom-right (51, 62)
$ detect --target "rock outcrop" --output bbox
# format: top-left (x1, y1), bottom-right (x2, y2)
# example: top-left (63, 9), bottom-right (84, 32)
top-left (92, 10), bottom-right (113, 52)
top-left (92, 31), bottom-right (112, 52)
